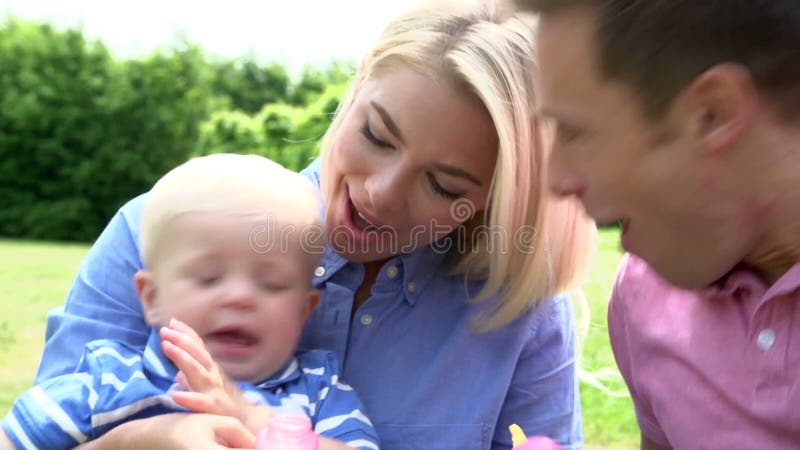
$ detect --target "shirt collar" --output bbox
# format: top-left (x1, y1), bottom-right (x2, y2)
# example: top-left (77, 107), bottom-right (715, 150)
top-left (701, 262), bottom-right (800, 313)
top-left (701, 268), bottom-right (766, 299)
top-left (762, 261), bottom-right (800, 301)
top-left (397, 243), bottom-right (450, 306)
top-left (252, 357), bottom-right (302, 389)
top-left (142, 329), bottom-right (179, 388)
top-left (311, 244), bottom-right (352, 287)
top-left (312, 241), bottom-right (450, 306)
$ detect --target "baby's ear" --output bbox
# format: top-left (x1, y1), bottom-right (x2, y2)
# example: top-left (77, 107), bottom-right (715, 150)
top-left (305, 289), bottom-right (322, 317)
top-left (134, 270), bottom-right (160, 325)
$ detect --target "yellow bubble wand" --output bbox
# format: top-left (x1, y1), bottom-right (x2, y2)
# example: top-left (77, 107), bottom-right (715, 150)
top-left (509, 423), bottom-right (528, 447)
top-left (507, 423), bottom-right (563, 450)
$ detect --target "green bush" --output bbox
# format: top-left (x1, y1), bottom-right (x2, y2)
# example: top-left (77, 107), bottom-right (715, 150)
top-left (195, 82), bottom-right (348, 172)
top-left (0, 21), bottom-right (119, 241)
top-left (0, 18), bottom-right (355, 242)
top-left (0, 20), bottom-right (212, 241)
top-left (212, 61), bottom-right (291, 114)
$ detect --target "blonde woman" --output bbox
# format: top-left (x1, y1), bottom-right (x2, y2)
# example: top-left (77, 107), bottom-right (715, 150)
top-left (35, 1), bottom-right (594, 449)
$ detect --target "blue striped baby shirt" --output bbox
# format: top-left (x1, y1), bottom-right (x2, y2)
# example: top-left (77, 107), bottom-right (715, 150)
top-left (2, 330), bottom-right (379, 450)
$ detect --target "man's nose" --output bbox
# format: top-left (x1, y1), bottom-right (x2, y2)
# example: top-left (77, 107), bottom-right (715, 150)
top-left (547, 153), bottom-right (586, 199)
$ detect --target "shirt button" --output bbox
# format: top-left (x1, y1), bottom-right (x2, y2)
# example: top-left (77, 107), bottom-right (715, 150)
top-left (757, 329), bottom-right (776, 351)
top-left (360, 314), bottom-right (373, 326)
top-left (407, 282), bottom-right (416, 293)
top-left (386, 265), bottom-right (398, 279)
top-left (314, 266), bottom-right (326, 277)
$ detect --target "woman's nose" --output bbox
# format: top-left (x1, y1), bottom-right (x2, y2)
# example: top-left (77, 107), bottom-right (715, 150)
top-left (365, 169), bottom-right (405, 213)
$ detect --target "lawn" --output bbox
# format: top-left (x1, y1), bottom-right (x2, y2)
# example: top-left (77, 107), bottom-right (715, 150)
top-left (0, 239), bottom-right (89, 416)
top-left (579, 230), bottom-right (638, 449)
top-left (0, 230), bottom-right (638, 448)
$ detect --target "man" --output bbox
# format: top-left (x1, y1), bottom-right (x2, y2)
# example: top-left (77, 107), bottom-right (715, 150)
top-left (515, 1), bottom-right (800, 449)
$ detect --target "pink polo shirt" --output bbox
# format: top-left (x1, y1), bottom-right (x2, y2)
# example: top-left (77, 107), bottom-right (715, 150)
top-left (609, 254), bottom-right (800, 449)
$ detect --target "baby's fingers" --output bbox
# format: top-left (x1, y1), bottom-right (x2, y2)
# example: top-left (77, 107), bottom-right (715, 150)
top-left (170, 318), bottom-right (204, 342)
top-left (162, 339), bottom-right (214, 392)
top-left (175, 370), bottom-right (189, 389)
top-left (160, 323), bottom-right (214, 370)
top-left (170, 390), bottom-right (218, 414)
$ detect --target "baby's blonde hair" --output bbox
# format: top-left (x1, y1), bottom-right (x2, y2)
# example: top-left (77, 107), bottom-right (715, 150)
top-left (140, 153), bottom-right (324, 269)
top-left (320, 0), bottom-right (596, 330)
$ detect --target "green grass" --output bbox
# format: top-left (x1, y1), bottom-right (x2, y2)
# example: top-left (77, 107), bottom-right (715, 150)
top-left (0, 239), bottom-right (89, 416)
top-left (579, 229), bottom-right (639, 449)
top-left (0, 232), bottom-right (639, 448)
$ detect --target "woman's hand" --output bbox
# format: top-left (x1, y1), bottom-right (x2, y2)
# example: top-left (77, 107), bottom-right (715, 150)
top-left (160, 319), bottom-right (270, 432)
top-left (75, 413), bottom-right (255, 450)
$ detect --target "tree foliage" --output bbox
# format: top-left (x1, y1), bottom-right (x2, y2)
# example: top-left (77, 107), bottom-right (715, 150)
top-left (0, 19), bottom-right (352, 241)
top-left (196, 81), bottom-right (348, 172)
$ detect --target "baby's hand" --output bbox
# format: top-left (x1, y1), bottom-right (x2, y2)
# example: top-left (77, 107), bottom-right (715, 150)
top-left (160, 318), bottom-right (255, 424)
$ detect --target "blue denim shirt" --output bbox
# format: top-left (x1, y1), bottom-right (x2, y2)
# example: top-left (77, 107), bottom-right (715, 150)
top-left (36, 159), bottom-right (583, 449)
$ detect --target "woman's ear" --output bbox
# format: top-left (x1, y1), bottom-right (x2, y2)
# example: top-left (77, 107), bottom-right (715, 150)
top-left (135, 270), bottom-right (161, 326)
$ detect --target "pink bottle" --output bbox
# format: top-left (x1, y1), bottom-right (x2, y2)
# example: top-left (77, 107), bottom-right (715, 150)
top-left (509, 424), bottom-right (563, 450)
top-left (512, 436), bottom-right (564, 450)
top-left (256, 414), bottom-right (319, 450)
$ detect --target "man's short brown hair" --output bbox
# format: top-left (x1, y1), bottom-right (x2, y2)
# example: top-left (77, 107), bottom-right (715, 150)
top-left (517, 0), bottom-right (800, 121)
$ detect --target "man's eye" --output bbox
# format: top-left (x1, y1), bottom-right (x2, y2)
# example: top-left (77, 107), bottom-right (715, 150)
top-left (557, 126), bottom-right (582, 144)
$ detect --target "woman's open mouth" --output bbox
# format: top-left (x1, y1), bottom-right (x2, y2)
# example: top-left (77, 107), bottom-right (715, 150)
top-left (340, 186), bottom-right (394, 241)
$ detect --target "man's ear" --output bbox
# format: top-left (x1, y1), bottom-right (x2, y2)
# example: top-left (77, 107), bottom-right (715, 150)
top-left (685, 62), bottom-right (757, 155)
top-left (304, 289), bottom-right (321, 319)
top-left (134, 270), bottom-right (160, 326)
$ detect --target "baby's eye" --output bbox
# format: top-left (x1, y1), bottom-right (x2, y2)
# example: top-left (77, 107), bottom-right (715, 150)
top-left (196, 274), bottom-right (221, 286)
top-left (259, 281), bottom-right (288, 292)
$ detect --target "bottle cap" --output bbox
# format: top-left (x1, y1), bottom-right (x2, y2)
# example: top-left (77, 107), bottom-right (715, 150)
top-left (256, 414), bottom-right (318, 450)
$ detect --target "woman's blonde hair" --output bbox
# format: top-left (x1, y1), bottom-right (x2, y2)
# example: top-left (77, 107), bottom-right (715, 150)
top-left (320, 0), bottom-right (596, 330)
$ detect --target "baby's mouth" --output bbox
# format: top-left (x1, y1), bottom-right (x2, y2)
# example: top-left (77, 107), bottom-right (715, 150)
top-left (206, 326), bottom-right (258, 349)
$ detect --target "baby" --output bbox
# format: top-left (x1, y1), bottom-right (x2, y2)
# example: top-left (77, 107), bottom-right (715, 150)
top-left (1, 154), bottom-right (379, 450)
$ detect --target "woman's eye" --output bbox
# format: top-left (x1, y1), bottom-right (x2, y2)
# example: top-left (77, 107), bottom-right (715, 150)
top-left (361, 122), bottom-right (392, 148)
top-left (426, 173), bottom-right (462, 200)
